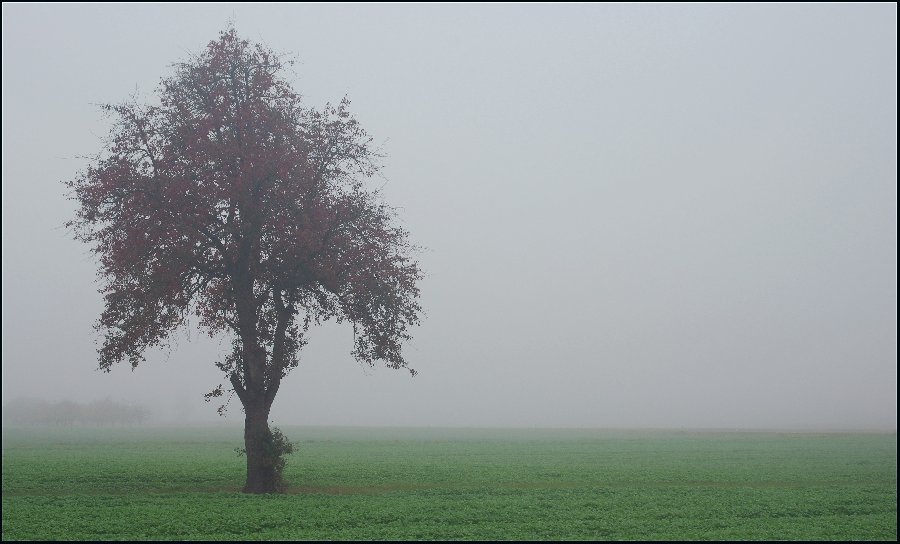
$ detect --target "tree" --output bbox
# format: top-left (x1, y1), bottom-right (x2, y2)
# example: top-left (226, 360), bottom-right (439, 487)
top-left (66, 28), bottom-right (423, 493)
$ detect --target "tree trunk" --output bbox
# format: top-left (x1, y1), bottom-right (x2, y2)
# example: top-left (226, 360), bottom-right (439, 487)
top-left (242, 400), bottom-right (276, 493)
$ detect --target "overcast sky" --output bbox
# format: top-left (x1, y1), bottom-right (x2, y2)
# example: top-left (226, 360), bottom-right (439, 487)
top-left (2, 4), bottom-right (896, 429)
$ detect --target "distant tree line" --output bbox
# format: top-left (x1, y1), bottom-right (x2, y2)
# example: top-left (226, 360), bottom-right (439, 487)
top-left (1, 398), bottom-right (149, 426)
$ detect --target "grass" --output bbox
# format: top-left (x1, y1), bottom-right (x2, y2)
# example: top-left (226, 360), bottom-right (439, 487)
top-left (1, 426), bottom-right (896, 540)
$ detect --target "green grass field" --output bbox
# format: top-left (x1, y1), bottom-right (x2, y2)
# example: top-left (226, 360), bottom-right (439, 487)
top-left (1, 426), bottom-right (896, 540)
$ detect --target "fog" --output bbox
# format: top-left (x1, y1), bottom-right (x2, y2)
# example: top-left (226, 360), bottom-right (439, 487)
top-left (2, 4), bottom-right (896, 430)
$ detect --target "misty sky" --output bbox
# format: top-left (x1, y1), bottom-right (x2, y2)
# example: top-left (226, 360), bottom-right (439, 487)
top-left (2, 4), bottom-right (896, 429)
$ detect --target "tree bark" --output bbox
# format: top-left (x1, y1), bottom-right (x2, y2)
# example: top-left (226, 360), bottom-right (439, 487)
top-left (231, 244), bottom-right (280, 493)
top-left (242, 398), bottom-right (276, 493)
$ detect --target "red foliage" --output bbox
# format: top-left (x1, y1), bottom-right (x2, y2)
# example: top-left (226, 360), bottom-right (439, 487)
top-left (66, 29), bottom-right (423, 414)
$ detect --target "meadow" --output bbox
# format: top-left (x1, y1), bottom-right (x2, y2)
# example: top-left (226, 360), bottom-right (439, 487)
top-left (1, 426), bottom-right (896, 540)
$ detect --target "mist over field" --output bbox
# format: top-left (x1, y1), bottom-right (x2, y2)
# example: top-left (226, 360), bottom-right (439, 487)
top-left (2, 4), bottom-right (896, 430)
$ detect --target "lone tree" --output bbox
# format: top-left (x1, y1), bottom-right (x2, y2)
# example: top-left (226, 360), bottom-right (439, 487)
top-left (66, 29), bottom-right (423, 493)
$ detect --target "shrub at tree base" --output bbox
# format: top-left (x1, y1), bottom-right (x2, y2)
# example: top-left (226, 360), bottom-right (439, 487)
top-left (236, 426), bottom-right (295, 492)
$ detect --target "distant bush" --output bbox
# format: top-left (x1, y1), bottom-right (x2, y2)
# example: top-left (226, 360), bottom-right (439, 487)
top-left (1, 397), bottom-right (149, 426)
